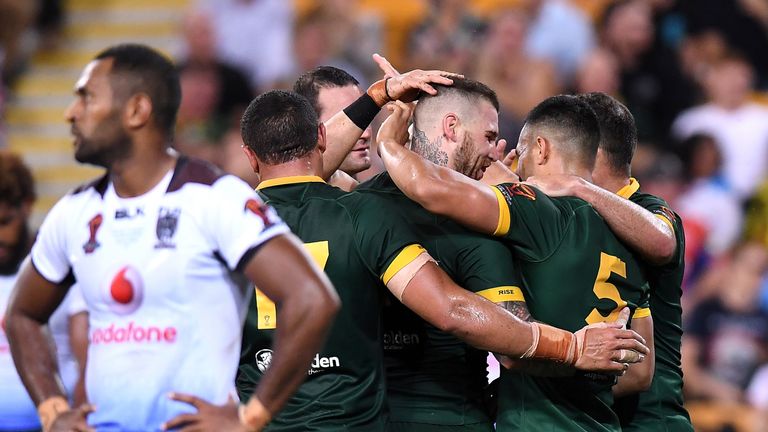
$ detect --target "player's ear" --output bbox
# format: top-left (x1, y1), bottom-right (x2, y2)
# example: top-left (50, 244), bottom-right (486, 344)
top-left (442, 113), bottom-right (459, 142)
top-left (241, 144), bottom-right (259, 173)
top-left (534, 136), bottom-right (550, 165)
top-left (124, 93), bottom-right (152, 129)
top-left (317, 122), bottom-right (327, 154)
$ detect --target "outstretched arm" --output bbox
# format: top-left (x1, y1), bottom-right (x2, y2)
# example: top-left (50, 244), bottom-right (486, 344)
top-left (377, 101), bottom-right (502, 235)
top-left (321, 61), bottom-right (460, 179)
top-left (385, 256), bottom-right (648, 374)
top-left (526, 175), bottom-right (676, 265)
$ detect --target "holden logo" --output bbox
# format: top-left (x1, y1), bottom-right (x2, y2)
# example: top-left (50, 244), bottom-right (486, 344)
top-left (255, 349), bottom-right (273, 374)
top-left (103, 266), bottom-right (144, 315)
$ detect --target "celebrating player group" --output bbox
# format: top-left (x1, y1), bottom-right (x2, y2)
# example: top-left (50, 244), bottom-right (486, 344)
top-left (1, 43), bottom-right (691, 432)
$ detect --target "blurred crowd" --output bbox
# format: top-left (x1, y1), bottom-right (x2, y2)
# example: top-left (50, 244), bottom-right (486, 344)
top-left (3, 0), bottom-right (768, 424)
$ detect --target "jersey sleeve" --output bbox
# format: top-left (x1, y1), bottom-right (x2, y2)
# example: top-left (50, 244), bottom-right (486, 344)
top-left (30, 196), bottom-right (74, 284)
top-left (490, 183), bottom-right (572, 262)
top-left (66, 284), bottom-right (88, 316)
top-left (448, 236), bottom-right (525, 303)
top-left (345, 193), bottom-right (426, 283)
top-left (206, 176), bottom-right (290, 271)
top-left (630, 193), bottom-right (685, 266)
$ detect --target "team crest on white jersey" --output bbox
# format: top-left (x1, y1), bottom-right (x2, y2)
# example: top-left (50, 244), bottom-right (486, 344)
top-left (255, 349), bottom-right (273, 373)
top-left (83, 214), bottom-right (103, 254)
top-left (155, 207), bottom-right (180, 249)
top-left (102, 265), bottom-right (145, 315)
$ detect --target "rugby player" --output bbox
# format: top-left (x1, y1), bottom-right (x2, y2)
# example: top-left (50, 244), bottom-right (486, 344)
top-left (0, 151), bottom-right (88, 431)
top-left (356, 77), bottom-right (525, 431)
top-left (293, 66), bottom-right (372, 184)
top-left (526, 92), bottom-right (692, 431)
top-left (236, 90), bottom-right (648, 431)
top-left (377, 96), bottom-right (654, 431)
top-left (5, 44), bottom-right (339, 432)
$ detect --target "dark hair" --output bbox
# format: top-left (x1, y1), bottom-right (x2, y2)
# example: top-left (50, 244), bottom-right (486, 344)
top-left (293, 66), bottom-right (360, 115)
top-left (241, 90), bottom-right (319, 164)
top-left (413, 77), bottom-right (499, 125)
top-left (578, 92), bottom-right (636, 175)
top-left (0, 151), bottom-right (35, 206)
top-left (525, 95), bottom-right (601, 170)
top-left (95, 44), bottom-right (181, 135)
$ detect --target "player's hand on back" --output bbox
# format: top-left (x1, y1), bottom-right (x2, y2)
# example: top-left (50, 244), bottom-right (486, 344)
top-left (524, 175), bottom-right (583, 198)
top-left (573, 307), bottom-right (650, 374)
top-left (49, 404), bottom-right (95, 432)
top-left (163, 393), bottom-right (249, 432)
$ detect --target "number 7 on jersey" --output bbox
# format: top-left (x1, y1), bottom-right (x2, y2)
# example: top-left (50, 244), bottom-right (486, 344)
top-left (254, 241), bottom-right (330, 329)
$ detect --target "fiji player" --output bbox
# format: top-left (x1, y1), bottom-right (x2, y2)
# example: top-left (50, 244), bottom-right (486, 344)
top-left (378, 96), bottom-right (655, 431)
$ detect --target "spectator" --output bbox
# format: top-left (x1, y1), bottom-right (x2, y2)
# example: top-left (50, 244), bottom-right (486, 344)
top-left (573, 47), bottom-right (621, 95)
top-left (672, 54), bottom-right (768, 200)
top-left (475, 8), bottom-right (559, 147)
top-left (524, 0), bottom-right (596, 86)
top-left (600, 0), bottom-right (695, 142)
top-left (682, 242), bottom-right (768, 404)
top-left (676, 134), bottom-right (742, 260)
top-left (405, 0), bottom-right (485, 74)
top-left (195, 0), bottom-right (296, 90)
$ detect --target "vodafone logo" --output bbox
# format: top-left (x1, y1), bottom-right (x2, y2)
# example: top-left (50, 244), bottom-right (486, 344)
top-left (103, 265), bottom-right (144, 315)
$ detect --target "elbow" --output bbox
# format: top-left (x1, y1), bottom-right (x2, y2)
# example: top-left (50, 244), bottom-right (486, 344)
top-left (646, 236), bottom-right (676, 266)
top-left (431, 295), bottom-right (473, 336)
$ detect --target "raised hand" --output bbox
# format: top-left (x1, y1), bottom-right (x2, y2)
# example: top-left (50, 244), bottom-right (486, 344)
top-left (368, 53), bottom-right (462, 106)
top-left (377, 101), bottom-right (415, 149)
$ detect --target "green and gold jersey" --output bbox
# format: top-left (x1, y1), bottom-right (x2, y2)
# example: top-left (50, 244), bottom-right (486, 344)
top-left (489, 182), bottom-right (651, 432)
top-left (237, 176), bottom-right (425, 432)
top-left (612, 179), bottom-right (693, 431)
top-left (359, 173), bottom-right (525, 430)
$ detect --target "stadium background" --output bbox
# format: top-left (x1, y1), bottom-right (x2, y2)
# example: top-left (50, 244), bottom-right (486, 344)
top-left (1, 0), bottom-right (767, 429)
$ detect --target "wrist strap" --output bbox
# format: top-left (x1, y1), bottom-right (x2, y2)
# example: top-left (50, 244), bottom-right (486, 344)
top-left (521, 322), bottom-right (578, 365)
top-left (38, 396), bottom-right (70, 432)
top-left (342, 93), bottom-right (380, 131)
top-left (239, 397), bottom-right (272, 431)
top-left (366, 78), bottom-right (391, 107)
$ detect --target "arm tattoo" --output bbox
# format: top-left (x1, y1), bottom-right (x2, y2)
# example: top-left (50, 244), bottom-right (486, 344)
top-left (411, 126), bottom-right (449, 166)
top-left (500, 301), bottom-right (532, 322)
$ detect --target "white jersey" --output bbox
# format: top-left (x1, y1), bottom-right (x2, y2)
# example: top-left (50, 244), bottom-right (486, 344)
top-left (30, 157), bottom-right (289, 431)
top-left (0, 275), bottom-right (85, 430)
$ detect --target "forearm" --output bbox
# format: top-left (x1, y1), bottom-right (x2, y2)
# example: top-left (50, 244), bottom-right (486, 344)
top-left (321, 111), bottom-right (368, 180)
top-left (573, 180), bottom-right (675, 265)
top-left (252, 289), bottom-right (337, 414)
top-left (7, 312), bottom-right (67, 405)
top-left (379, 138), bottom-right (497, 233)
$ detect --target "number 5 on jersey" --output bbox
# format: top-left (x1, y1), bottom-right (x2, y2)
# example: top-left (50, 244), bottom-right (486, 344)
top-left (254, 241), bottom-right (330, 329)
top-left (585, 252), bottom-right (628, 325)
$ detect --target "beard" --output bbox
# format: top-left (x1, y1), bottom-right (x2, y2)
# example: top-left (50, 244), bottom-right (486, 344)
top-left (74, 110), bottom-right (133, 168)
top-left (452, 134), bottom-right (488, 180)
top-left (0, 221), bottom-right (30, 276)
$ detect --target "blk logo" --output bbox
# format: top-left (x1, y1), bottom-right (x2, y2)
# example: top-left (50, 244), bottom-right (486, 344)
top-left (104, 266), bottom-right (144, 315)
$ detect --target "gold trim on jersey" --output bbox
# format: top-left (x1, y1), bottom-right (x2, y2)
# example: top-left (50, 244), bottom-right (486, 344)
top-left (615, 177), bottom-right (640, 199)
top-left (477, 286), bottom-right (526, 303)
top-left (381, 244), bottom-right (427, 285)
top-left (633, 307), bottom-right (651, 318)
top-left (256, 175), bottom-right (326, 190)
top-left (655, 214), bottom-right (674, 231)
top-left (491, 186), bottom-right (511, 236)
